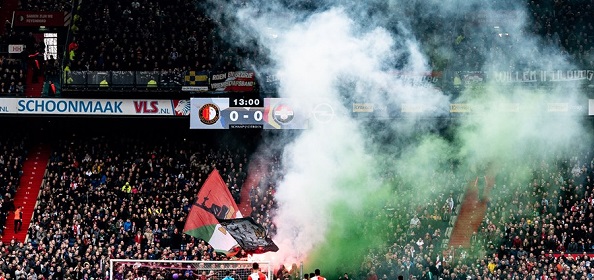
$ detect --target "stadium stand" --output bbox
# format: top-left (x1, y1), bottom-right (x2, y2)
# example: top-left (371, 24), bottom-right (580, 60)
top-left (68, 0), bottom-right (220, 72)
top-left (0, 22), bottom-right (27, 96)
top-left (355, 152), bottom-right (594, 280)
top-left (0, 56), bottom-right (25, 96)
top-left (0, 137), bottom-right (26, 237)
top-left (0, 0), bottom-right (594, 279)
top-left (19, 0), bottom-right (71, 12)
top-left (0, 119), bottom-right (262, 279)
top-left (2, 0), bottom-right (594, 97)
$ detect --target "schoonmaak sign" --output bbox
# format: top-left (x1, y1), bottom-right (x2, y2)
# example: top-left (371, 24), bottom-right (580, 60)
top-left (0, 98), bottom-right (190, 116)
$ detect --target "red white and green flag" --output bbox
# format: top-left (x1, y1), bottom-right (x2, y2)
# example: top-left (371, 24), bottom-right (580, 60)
top-left (183, 169), bottom-right (242, 254)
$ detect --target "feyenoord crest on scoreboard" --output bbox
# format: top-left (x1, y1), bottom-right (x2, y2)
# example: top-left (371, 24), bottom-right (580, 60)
top-left (190, 98), bottom-right (309, 129)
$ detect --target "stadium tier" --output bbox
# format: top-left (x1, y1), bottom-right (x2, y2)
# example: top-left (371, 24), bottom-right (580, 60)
top-left (1, 0), bottom-right (594, 280)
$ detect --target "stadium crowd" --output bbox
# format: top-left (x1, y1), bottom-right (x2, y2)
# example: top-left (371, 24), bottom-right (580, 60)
top-left (19, 0), bottom-right (71, 12)
top-left (66, 0), bottom-right (251, 73)
top-left (0, 56), bottom-right (24, 96)
top-left (62, 0), bottom-right (594, 74)
top-left (0, 138), bottom-right (25, 236)
top-left (247, 152), bottom-right (281, 237)
top-left (4, 135), bottom-right (594, 280)
top-left (527, 0), bottom-right (594, 68)
top-left (1, 29), bottom-right (54, 96)
top-left (2, 0), bottom-right (594, 96)
top-left (357, 170), bottom-right (465, 280)
top-left (0, 135), bottom-right (254, 279)
top-left (1, 0), bottom-right (594, 279)
top-left (355, 153), bottom-right (594, 280)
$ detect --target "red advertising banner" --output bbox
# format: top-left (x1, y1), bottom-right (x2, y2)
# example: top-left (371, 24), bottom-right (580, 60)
top-left (210, 71), bottom-right (256, 92)
top-left (13, 11), bottom-right (71, 27)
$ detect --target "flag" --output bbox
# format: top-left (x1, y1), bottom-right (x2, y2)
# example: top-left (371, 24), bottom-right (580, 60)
top-left (184, 170), bottom-right (242, 254)
top-left (218, 217), bottom-right (279, 254)
top-left (184, 71), bottom-right (209, 85)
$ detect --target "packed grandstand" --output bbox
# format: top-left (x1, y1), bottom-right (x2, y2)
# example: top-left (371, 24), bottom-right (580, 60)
top-left (0, 0), bottom-right (594, 279)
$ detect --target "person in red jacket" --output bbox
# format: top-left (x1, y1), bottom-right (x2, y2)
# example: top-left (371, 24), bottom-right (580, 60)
top-left (311, 269), bottom-right (326, 280)
top-left (248, 263), bottom-right (267, 280)
top-left (48, 81), bottom-right (57, 96)
top-left (14, 206), bottom-right (23, 233)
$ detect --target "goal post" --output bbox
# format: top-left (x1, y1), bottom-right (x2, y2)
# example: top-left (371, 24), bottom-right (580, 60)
top-left (109, 259), bottom-right (272, 280)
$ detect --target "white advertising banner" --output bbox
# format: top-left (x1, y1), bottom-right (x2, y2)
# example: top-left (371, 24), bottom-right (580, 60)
top-left (8, 45), bottom-right (25, 53)
top-left (0, 98), bottom-right (190, 116)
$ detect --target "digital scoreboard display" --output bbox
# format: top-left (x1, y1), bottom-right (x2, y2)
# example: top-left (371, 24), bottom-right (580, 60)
top-left (190, 98), bottom-right (309, 129)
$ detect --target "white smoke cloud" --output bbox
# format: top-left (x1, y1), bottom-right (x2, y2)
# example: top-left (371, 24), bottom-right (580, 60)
top-left (213, 0), bottom-right (591, 270)
top-left (234, 7), bottom-right (451, 265)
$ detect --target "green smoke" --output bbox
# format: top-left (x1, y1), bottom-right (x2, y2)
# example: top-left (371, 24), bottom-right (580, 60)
top-left (301, 79), bottom-right (591, 279)
top-left (305, 179), bottom-right (392, 278)
top-left (302, 130), bottom-right (467, 279)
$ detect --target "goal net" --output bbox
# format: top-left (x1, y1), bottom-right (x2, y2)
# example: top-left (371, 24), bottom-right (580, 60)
top-left (109, 260), bottom-right (272, 280)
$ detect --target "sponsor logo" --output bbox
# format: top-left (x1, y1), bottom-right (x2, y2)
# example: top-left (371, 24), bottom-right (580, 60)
top-left (199, 103), bottom-right (220, 125)
top-left (353, 103), bottom-right (374, 113)
top-left (173, 100), bottom-right (191, 116)
top-left (401, 103), bottom-right (424, 113)
top-left (313, 103), bottom-right (334, 123)
top-left (272, 104), bottom-right (294, 124)
top-left (450, 104), bottom-right (471, 113)
top-left (133, 101), bottom-right (159, 113)
top-left (547, 103), bottom-right (569, 112)
top-left (8, 45), bottom-right (24, 54)
top-left (17, 99), bottom-right (123, 114)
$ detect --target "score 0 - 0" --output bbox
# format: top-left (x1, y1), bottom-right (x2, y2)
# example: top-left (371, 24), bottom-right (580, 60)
top-left (227, 97), bottom-right (265, 124)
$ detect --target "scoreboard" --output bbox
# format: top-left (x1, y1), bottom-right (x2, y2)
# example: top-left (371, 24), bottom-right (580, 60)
top-left (190, 97), bottom-right (310, 129)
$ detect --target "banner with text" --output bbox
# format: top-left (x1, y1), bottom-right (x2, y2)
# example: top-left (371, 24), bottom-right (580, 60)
top-left (13, 11), bottom-right (70, 27)
top-left (454, 71), bottom-right (486, 87)
top-left (0, 98), bottom-right (190, 116)
top-left (392, 71), bottom-right (443, 88)
top-left (449, 102), bottom-right (585, 114)
top-left (8, 45), bottom-right (25, 54)
top-left (210, 71), bottom-right (256, 92)
top-left (489, 70), bottom-right (593, 84)
top-left (453, 70), bottom-right (594, 86)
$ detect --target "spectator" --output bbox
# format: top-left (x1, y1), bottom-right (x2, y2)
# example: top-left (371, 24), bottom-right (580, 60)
top-left (0, 135), bottom-right (254, 278)
top-left (13, 206), bottom-right (22, 233)
top-left (0, 56), bottom-right (26, 96)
